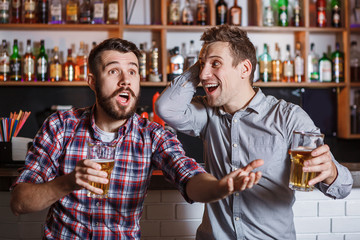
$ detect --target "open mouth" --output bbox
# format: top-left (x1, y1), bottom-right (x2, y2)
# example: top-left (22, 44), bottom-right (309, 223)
top-left (204, 83), bottom-right (219, 93)
top-left (118, 92), bottom-right (130, 103)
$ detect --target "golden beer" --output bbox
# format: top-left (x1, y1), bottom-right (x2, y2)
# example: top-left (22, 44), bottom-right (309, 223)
top-left (87, 159), bottom-right (115, 198)
top-left (289, 148), bottom-right (316, 191)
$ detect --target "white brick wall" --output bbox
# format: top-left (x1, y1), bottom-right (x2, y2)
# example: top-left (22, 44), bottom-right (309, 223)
top-left (1, 188), bottom-right (360, 239)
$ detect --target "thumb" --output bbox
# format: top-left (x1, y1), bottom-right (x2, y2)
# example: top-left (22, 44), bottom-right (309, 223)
top-left (227, 177), bottom-right (234, 193)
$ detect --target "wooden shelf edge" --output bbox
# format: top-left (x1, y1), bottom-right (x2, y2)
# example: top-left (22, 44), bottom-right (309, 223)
top-left (253, 82), bottom-right (345, 88)
top-left (0, 81), bottom-right (168, 87)
top-left (0, 24), bottom-right (119, 31)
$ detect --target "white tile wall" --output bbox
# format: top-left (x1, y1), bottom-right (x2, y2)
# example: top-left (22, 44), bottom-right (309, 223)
top-left (1, 188), bottom-right (360, 239)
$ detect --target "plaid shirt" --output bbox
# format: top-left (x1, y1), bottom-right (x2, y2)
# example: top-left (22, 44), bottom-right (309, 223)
top-left (14, 106), bottom-right (205, 239)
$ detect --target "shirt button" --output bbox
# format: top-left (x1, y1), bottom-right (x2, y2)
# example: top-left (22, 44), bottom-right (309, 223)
top-left (233, 119), bottom-right (238, 123)
top-left (233, 143), bottom-right (238, 148)
top-left (96, 202), bottom-right (100, 207)
top-left (95, 222), bottom-right (99, 226)
top-left (235, 217), bottom-right (240, 221)
top-left (235, 193), bottom-right (239, 196)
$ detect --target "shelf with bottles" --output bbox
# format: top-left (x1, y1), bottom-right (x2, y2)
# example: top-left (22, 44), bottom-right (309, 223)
top-left (0, 23), bottom-right (120, 30)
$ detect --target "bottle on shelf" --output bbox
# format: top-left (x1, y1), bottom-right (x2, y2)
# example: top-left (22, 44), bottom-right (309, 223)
top-left (181, 0), bottom-right (194, 25)
top-left (66, 0), bottom-right (79, 23)
top-left (318, 52), bottom-right (332, 82)
top-left (185, 40), bottom-right (198, 71)
top-left (23, 39), bottom-right (36, 82)
top-left (9, 39), bottom-right (21, 81)
top-left (92, 0), bottom-right (105, 24)
top-left (271, 43), bottom-right (282, 82)
top-left (331, 0), bottom-right (341, 27)
top-left (294, 42), bottom-right (304, 83)
top-left (229, 0), bottom-right (241, 26)
top-left (258, 43), bottom-right (272, 82)
top-left (170, 46), bottom-right (184, 75)
top-left (49, 0), bottom-right (64, 24)
top-left (168, 0), bottom-right (180, 25)
top-left (196, 0), bottom-right (208, 25)
top-left (0, 40), bottom-right (10, 81)
top-left (316, 0), bottom-right (327, 27)
top-left (331, 42), bottom-right (344, 83)
top-left (75, 41), bottom-right (88, 81)
top-left (139, 43), bottom-right (147, 82)
top-left (64, 48), bottom-right (75, 81)
top-left (263, 0), bottom-right (274, 27)
top-left (282, 44), bottom-right (294, 82)
top-left (216, 0), bottom-right (227, 25)
top-left (106, 0), bottom-right (118, 24)
top-left (79, 0), bottom-right (92, 24)
top-left (0, 0), bottom-right (10, 23)
top-left (37, 0), bottom-right (49, 23)
top-left (308, 43), bottom-right (319, 82)
top-left (292, 0), bottom-right (301, 27)
top-left (23, 0), bottom-right (37, 23)
top-left (148, 41), bottom-right (160, 82)
top-left (37, 40), bottom-right (49, 81)
top-left (50, 46), bottom-right (62, 81)
top-left (350, 41), bottom-right (360, 82)
top-left (351, 104), bottom-right (358, 134)
top-left (10, 0), bottom-right (22, 23)
top-left (278, 0), bottom-right (288, 27)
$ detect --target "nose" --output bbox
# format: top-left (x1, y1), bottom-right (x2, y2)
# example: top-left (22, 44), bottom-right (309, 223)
top-left (199, 64), bottom-right (212, 80)
top-left (118, 71), bottom-right (131, 87)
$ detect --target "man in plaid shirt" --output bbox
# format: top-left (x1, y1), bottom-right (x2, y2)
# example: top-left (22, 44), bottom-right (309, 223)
top-left (10, 38), bottom-right (263, 239)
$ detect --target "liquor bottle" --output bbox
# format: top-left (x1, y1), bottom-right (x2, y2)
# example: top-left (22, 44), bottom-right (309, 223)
top-left (331, 42), bottom-right (344, 83)
top-left (185, 40), bottom-right (198, 70)
top-left (92, 0), bottom-right (105, 24)
top-left (308, 43), bottom-right (319, 82)
top-left (50, 46), bottom-right (62, 81)
top-left (196, 0), bottom-right (208, 25)
top-left (24, 0), bottom-right (36, 23)
top-left (66, 0), bottom-right (79, 23)
top-left (36, 40), bottom-right (48, 81)
top-left (148, 41), bottom-right (160, 82)
top-left (139, 43), bottom-right (147, 82)
top-left (216, 0), bottom-right (227, 25)
top-left (294, 42), bottom-right (304, 83)
top-left (318, 53), bottom-right (332, 82)
top-left (278, 0), bottom-right (288, 26)
top-left (229, 0), bottom-right (241, 26)
top-left (49, 0), bottom-right (63, 24)
top-left (170, 46), bottom-right (184, 75)
top-left (271, 43), bottom-right (282, 82)
top-left (106, 0), bottom-right (118, 24)
top-left (258, 43), bottom-right (272, 82)
top-left (331, 0), bottom-right (341, 27)
top-left (292, 0), bottom-right (301, 27)
top-left (181, 0), bottom-right (194, 25)
top-left (282, 44), bottom-right (294, 82)
top-left (168, 0), bottom-right (180, 25)
top-left (75, 41), bottom-right (88, 81)
top-left (316, 0), bottom-right (326, 27)
top-left (0, 40), bottom-right (10, 81)
top-left (9, 39), bottom-right (21, 81)
top-left (23, 39), bottom-right (36, 81)
top-left (37, 0), bottom-right (49, 23)
top-left (10, 0), bottom-right (22, 23)
top-left (263, 0), bottom-right (274, 26)
top-left (64, 48), bottom-right (75, 81)
top-left (0, 0), bottom-right (10, 23)
top-left (350, 41), bottom-right (360, 82)
top-left (79, 0), bottom-right (91, 23)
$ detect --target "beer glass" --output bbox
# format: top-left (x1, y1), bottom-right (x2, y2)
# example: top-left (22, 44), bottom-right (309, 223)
top-left (87, 142), bottom-right (116, 198)
top-left (289, 131), bottom-right (324, 191)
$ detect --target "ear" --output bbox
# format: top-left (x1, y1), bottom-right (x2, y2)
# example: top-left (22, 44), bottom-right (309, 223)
top-left (239, 59), bottom-right (252, 79)
top-left (87, 73), bottom-right (96, 92)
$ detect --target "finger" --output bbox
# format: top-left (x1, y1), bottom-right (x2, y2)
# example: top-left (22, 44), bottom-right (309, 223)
top-left (311, 144), bottom-right (330, 157)
top-left (304, 152), bottom-right (331, 168)
top-left (308, 172), bottom-right (327, 186)
top-left (254, 172), bottom-right (262, 185)
top-left (243, 159), bottom-right (264, 173)
top-left (303, 158), bottom-right (332, 173)
top-left (246, 172), bottom-right (256, 189)
top-left (227, 177), bottom-right (234, 193)
top-left (83, 159), bottom-right (102, 170)
top-left (240, 177), bottom-right (249, 191)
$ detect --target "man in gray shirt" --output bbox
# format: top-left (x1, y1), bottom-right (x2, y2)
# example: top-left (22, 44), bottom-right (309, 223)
top-left (156, 25), bottom-right (353, 239)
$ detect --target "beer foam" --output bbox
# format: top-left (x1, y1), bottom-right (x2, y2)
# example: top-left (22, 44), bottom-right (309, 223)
top-left (92, 159), bottom-right (115, 163)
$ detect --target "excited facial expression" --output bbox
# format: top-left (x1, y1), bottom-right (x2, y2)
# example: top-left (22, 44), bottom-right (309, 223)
top-left (94, 50), bottom-right (140, 121)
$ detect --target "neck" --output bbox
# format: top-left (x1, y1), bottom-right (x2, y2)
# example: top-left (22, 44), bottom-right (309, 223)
top-left (223, 84), bottom-right (256, 115)
top-left (94, 104), bottom-right (127, 133)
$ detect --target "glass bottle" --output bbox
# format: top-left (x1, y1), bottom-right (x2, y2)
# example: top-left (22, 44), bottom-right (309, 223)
top-left (139, 43), bottom-right (147, 82)
top-left (24, 0), bottom-right (36, 23)
top-left (0, 40), bottom-right (10, 81)
top-left (168, 0), bottom-right (180, 25)
top-left (36, 40), bottom-right (48, 81)
top-left (185, 40), bottom-right (198, 70)
top-left (294, 42), bottom-right (304, 83)
top-left (92, 0), bottom-right (105, 24)
top-left (9, 39), bottom-right (21, 81)
top-left (258, 43), bottom-right (272, 82)
top-left (271, 43), bottom-right (282, 82)
top-left (318, 53), bottom-right (332, 82)
top-left (79, 0), bottom-right (91, 23)
top-left (64, 48), bottom-right (75, 81)
top-left (50, 0), bottom-right (63, 24)
top-left (229, 0), bottom-right (241, 26)
top-left (263, 0), bottom-right (274, 26)
top-left (182, 0), bottom-right (194, 25)
top-left (75, 41), bottom-right (88, 81)
top-left (10, 0), bottom-right (22, 23)
top-left (0, 0), bottom-right (10, 23)
top-left (170, 46), bottom-right (184, 75)
top-left (66, 0), bottom-right (79, 23)
top-left (148, 41), bottom-right (160, 82)
top-left (292, 0), bottom-right (301, 27)
top-left (50, 46), bottom-right (62, 81)
top-left (308, 43), bottom-right (319, 82)
top-left (331, 42), bottom-right (344, 83)
top-left (106, 0), bottom-right (118, 24)
top-left (196, 0), bottom-right (208, 25)
top-left (331, 0), bottom-right (341, 27)
top-left (282, 44), bottom-right (294, 82)
top-left (350, 41), bottom-right (360, 82)
top-left (23, 39), bottom-right (36, 81)
top-left (316, 0), bottom-right (326, 27)
top-left (216, 0), bottom-right (227, 25)
top-left (37, 0), bottom-right (49, 23)
top-left (278, 0), bottom-right (288, 26)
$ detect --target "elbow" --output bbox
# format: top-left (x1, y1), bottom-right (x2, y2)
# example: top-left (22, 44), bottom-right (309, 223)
top-left (10, 195), bottom-right (23, 216)
top-left (155, 97), bottom-right (168, 120)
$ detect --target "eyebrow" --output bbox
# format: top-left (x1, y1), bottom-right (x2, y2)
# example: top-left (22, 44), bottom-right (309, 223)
top-left (102, 61), bottom-right (139, 70)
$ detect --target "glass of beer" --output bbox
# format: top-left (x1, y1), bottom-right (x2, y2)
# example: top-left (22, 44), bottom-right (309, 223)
top-left (87, 142), bottom-right (116, 198)
top-left (289, 131), bottom-right (324, 192)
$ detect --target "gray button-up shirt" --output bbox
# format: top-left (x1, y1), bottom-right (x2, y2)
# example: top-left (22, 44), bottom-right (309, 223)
top-left (156, 68), bottom-right (353, 240)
